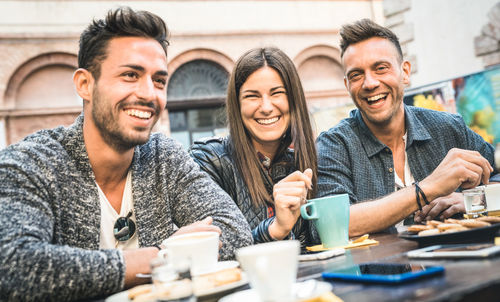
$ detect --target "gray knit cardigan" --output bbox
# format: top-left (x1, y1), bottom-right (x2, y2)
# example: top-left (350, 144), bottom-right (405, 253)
top-left (0, 115), bottom-right (252, 301)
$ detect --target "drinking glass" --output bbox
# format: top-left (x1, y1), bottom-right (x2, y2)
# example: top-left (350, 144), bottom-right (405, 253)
top-left (463, 186), bottom-right (486, 217)
top-left (151, 256), bottom-right (196, 302)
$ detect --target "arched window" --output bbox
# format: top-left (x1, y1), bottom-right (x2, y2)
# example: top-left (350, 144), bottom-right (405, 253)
top-left (298, 55), bottom-right (344, 91)
top-left (3, 52), bottom-right (80, 145)
top-left (16, 64), bottom-right (81, 109)
top-left (166, 60), bottom-right (229, 148)
top-left (167, 60), bottom-right (228, 101)
top-left (294, 45), bottom-right (354, 135)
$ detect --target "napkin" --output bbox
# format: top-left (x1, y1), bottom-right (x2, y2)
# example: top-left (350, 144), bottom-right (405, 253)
top-left (300, 291), bottom-right (344, 302)
top-left (306, 234), bottom-right (379, 252)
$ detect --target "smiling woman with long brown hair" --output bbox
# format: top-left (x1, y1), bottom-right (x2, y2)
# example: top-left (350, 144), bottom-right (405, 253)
top-left (189, 47), bottom-right (319, 247)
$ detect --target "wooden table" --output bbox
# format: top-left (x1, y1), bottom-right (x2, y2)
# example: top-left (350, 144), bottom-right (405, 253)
top-left (296, 233), bottom-right (500, 302)
top-left (114, 233), bottom-right (500, 302)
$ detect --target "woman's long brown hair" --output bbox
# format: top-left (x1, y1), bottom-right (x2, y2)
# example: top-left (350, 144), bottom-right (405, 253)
top-left (226, 47), bottom-right (317, 208)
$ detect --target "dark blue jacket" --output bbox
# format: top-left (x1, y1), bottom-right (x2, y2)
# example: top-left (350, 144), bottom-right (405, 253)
top-left (189, 136), bottom-right (319, 248)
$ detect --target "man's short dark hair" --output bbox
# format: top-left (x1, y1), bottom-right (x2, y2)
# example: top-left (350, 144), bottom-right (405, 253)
top-left (78, 6), bottom-right (170, 80)
top-left (339, 18), bottom-right (403, 61)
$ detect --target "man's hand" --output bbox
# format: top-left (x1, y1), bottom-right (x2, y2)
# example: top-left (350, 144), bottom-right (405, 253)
top-left (269, 169), bottom-right (312, 240)
top-left (123, 218), bottom-right (222, 289)
top-left (171, 216), bottom-right (222, 237)
top-left (123, 247), bottom-right (159, 288)
top-left (414, 192), bottom-right (465, 223)
top-left (420, 148), bottom-right (493, 200)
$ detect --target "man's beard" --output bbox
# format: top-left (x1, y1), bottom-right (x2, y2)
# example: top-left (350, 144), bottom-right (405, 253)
top-left (91, 88), bottom-right (157, 152)
top-left (356, 91), bottom-right (404, 127)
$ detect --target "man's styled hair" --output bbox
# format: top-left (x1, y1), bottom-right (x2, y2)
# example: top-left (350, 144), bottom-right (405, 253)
top-left (226, 47), bottom-right (317, 207)
top-left (340, 18), bottom-right (403, 61)
top-left (78, 6), bottom-right (170, 80)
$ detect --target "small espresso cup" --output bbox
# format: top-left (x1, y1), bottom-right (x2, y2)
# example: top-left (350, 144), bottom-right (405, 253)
top-left (160, 231), bottom-right (219, 276)
top-left (236, 240), bottom-right (300, 302)
top-left (300, 194), bottom-right (350, 248)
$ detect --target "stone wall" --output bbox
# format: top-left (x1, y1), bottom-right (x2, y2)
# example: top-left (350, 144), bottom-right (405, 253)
top-left (383, 0), bottom-right (417, 74)
top-left (475, 2), bottom-right (500, 67)
top-left (384, 0), bottom-right (499, 88)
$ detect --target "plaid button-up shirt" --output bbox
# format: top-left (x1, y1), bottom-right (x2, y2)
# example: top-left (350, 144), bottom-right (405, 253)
top-left (316, 105), bottom-right (496, 231)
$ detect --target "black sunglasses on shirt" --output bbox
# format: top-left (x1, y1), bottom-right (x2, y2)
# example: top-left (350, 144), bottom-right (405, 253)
top-left (113, 210), bottom-right (136, 242)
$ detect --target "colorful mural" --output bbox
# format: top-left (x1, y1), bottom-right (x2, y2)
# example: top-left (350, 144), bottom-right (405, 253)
top-left (404, 65), bottom-right (500, 144)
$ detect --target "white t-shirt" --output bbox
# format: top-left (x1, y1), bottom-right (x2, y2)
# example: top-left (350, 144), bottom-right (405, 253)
top-left (394, 132), bottom-right (415, 232)
top-left (98, 171), bottom-right (139, 250)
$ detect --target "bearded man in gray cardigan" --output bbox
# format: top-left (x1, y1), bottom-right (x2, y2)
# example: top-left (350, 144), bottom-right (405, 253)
top-left (0, 7), bottom-right (252, 301)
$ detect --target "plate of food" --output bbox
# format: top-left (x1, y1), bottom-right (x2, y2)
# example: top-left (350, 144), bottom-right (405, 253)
top-left (399, 216), bottom-right (500, 247)
top-left (107, 267), bottom-right (248, 302)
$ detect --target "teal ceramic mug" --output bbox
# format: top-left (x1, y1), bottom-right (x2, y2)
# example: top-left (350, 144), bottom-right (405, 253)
top-left (300, 194), bottom-right (350, 248)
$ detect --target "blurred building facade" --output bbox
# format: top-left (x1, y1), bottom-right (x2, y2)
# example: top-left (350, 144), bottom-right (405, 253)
top-left (0, 0), bottom-right (498, 149)
top-left (0, 0), bottom-right (385, 148)
top-left (383, 0), bottom-right (500, 87)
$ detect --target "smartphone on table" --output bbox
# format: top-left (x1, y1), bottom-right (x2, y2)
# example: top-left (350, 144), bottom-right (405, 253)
top-left (322, 262), bottom-right (444, 284)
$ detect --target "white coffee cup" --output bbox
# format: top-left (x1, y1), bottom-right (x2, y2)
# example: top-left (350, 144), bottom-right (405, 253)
top-left (236, 240), bottom-right (299, 302)
top-left (160, 231), bottom-right (219, 276)
top-left (485, 183), bottom-right (500, 212)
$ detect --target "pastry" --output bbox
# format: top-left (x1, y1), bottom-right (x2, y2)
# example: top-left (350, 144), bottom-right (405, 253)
top-left (212, 267), bottom-right (242, 286)
top-left (407, 224), bottom-right (432, 233)
top-left (128, 284), bottom-right (153, 300)
top-left (437, 223), bottom-right (463, 231)
top-left (476, 216), bottom-right (500, 224)
top-left (444, 218), bottom-right (461, 224)
top-left (426, 220), bottom-right (443, 227)
top-left (418, 228), bottom-right (441, 236)
top-left (442, 226), bottom-right (468, 233)
top-left (457, 219), bottom-right (490, 228)
top-left (193, 267), bottom-right (242, 293)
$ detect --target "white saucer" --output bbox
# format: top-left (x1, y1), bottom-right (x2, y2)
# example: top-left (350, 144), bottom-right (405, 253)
top-left (192, 260), bottom-right (239, 276)
top-left (219, 280), bottom-right (332, 302)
